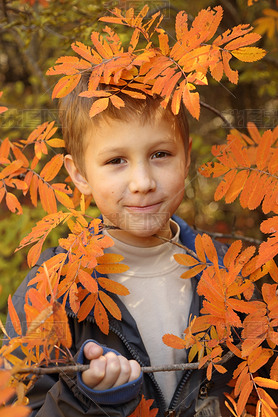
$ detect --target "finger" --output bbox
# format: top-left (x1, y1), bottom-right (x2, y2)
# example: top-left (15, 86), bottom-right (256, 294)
top-left (83, 342), bottom-right (103, 360)
top-left (82, 355), bottom-right (107, 388)
top-left (93, 352), bottom-right (121, 390)
top-left (128, 360), bottom-right (141, 382)
top-left (112, 355), bottom-right (132, 387)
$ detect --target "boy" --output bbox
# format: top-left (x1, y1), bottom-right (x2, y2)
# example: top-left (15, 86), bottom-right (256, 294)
top-left (7, 75), bottom-right (231, 417)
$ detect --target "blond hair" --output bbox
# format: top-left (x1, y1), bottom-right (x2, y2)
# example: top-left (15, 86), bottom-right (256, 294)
top-left (59, 72), bottom-right (189, 176)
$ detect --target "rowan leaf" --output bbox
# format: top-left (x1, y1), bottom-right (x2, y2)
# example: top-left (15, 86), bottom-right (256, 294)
top-left (40, 154), bottom-right (64, 182)
top-left (5, 192), bottom-right (23, 215)
top-left (0, 160), bottom-right (23, 180)
top-left (162, 334), bottom-right (186, 349)
top-left (180, 264), bottom-right (206, 279)
top-left (129, 395), bottom-right (158, 417)
top-left (237, 379), bottom-right (253, 416)
top-left (231, 47), bottom-right (266, 62)
top-left (173, 253), bottom-right (199, 266)
top-left (8, 295), bottom-right (22, 336)
top-left (77, 293), bottom-right (97, 322)
top-left (94, 299), bottom-right (109, 334)
top-left (253, 377), bottom-right (278, 389)
top-left (52, 74), bottom-right (81, 99)
top-left (89, 97), bottom-right (109, 117)
top-left (97, 277), bottom-right (129, 295)
top-left (95, 263), bottom-right (129, 274)
top-left (182, 84), bottom-right (200, 120)
top-left (99, 291), bottom-right (121, 320)
top-left (214, 170), bottom-right (237, 201)
top-left (78, 269), bottom-right (98, 293)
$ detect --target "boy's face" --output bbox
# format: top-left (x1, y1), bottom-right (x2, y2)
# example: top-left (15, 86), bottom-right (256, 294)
top-left (65, 112), bottom-right (191, 247)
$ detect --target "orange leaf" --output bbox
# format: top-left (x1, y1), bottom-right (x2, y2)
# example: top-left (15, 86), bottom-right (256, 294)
top-left (97, 277), bottom-right (129, 295)
top-left (195, 234), bottom-right (206, 263)
top-left (69, 282), bottom-right (80, 314)
top-left (89, 97), bottom-right (109, 117)
top-left (253, 377), bottom-right (278, 389)
top-left (214, 364), bottom-right (227, 374)
top-left (257, 388), bottom-right (277, 409)
top-left (237, 380), bottom-right (253, 416)
top-left (5, 192), bottom-right (22, 214)
top-left (52, 74), bottom-right (81, 99)
top-left (129, 395), bottom-right (158, 417)
top-left (54, 188), bottom-right (74, 209)
top-left (109, 94), bottom-right (125, 109)
top-left (8, 295), bottom-right (22, 336)
top-left (162, 334), bottom-right (186, 349)
top-left (223, 240), bottom-right (242, 269)
top-left (53, 302), bottom-right (72, 348)
top-left (99, 291), bottom-right (121, 320)
top-left (78, 269), bottom-right (98, 293)
top-left (214, 169), bottom-right (237, 201)
top-left (180, 264), bottom-right (206, 279)
top-left (94, 299), bottom-right (109, 334)
top-left (95, 263), bottom-right (129, 274)
top-left (256, 130), bottom-right (272, 170)
top-left (38, 180), bottom-right (57, 214)
top-left (182, 83), bottom-right (200, 120)
top-left (225, 33), bottom-right (261, 50)
top-left (97, 253), bottom-right (124, 264)
top-left (201, 234), bottom-right (218, 263)
top-left (78, 293), bottom-right (97, 322)
top-left (0, 160), bottom-right (22, 180)
top-left (173, 253), bottom-right (199, 266)
top-left (27, 239), bottom-right (44, 267)
top-left (222, 50), bottom-right (238, 84)
top-left (40, 154), bottom-right (64, 182)
top-left (46, 138), bottom-right (65, 148)
top-left (225, 170), bottom-right (249, 203)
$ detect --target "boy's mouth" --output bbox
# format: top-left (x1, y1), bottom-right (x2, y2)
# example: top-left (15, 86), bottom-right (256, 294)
top-left (125, 202), bottom-right (162, 213)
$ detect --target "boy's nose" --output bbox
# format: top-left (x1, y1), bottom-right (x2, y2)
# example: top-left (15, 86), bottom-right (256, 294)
top-left (128, 164), bottom-right (156, 193)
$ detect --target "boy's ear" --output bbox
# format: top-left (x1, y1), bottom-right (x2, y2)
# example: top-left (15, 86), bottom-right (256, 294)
top-left (64, 154), bottom-right (92, 195)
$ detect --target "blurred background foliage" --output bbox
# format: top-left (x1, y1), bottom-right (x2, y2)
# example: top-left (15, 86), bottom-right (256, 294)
top-left (0, 0), bottom-right (277, 321)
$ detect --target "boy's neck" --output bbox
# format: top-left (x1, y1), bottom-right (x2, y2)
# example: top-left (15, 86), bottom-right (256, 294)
top-left (102, 217), bottom-right (174, 248)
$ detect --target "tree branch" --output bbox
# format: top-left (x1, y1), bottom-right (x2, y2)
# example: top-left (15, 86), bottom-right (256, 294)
top-left (195, 228), bottom-right (262, 246)
top-left (15, 349), bottom-right (235, 375)
top-left (200, 101), bottom-right (233, 129)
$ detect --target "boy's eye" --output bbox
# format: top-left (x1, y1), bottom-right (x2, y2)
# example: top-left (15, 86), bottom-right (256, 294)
top-left (106, 157), bottom-right (125, 165)
top-left (152, 151), bottom-right (169, 159)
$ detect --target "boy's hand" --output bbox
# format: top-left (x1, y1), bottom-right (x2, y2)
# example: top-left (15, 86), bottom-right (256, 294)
top-left (82, 342), bottom-right (141, 390)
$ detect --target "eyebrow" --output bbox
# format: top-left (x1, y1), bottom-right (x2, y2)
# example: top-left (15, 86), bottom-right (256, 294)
top-left (98, 138), bottom-right (176, 155)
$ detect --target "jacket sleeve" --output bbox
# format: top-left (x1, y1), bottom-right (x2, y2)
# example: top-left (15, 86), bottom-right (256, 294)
top-left (5, 248), bottom-right (142, 417)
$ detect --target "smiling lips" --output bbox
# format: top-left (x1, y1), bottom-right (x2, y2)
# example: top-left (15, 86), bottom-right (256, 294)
top-left (125, 202), bottom-right (162, 212)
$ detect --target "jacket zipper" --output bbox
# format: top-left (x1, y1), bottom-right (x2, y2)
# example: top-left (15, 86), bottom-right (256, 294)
top-left (168, 369), bottom-right (193, 412)
top-left (109, 324), bottom-right (167, 414)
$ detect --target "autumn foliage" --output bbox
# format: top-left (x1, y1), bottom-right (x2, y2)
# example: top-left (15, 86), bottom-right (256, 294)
top-left (0, 2), bottom-right (278, 416)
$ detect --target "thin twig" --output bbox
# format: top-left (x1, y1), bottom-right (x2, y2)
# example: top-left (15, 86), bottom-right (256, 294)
top-left (15, 349), bottom-right (235, 375)
top-left (200, 101), bottom-right (233, 129)
top-left (195, 228), bottom-right (262, 246)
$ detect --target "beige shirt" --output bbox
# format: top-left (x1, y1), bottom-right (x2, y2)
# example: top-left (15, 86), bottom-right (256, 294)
top-left (103, 220), bottom-right (193, 406)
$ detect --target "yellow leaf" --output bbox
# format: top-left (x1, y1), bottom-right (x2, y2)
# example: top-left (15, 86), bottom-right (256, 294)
top-left (95, 264), bottom-right (129, 274)
top-left (231, 47), bottom-right (266, 62)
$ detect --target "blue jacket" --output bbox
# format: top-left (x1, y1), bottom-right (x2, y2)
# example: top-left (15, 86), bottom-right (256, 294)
top-left (6, 216), bottom-right (236, 417)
